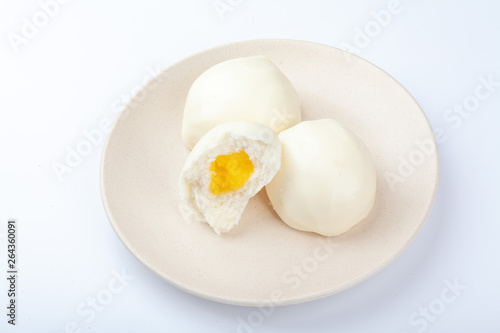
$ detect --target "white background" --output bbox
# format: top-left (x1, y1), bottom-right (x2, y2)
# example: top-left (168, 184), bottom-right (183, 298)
top-left (1, 0), bottom-right (499, 332)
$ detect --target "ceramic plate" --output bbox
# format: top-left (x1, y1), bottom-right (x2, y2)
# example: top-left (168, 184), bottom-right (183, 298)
top-left (100, 39), bottom-right (439, 306)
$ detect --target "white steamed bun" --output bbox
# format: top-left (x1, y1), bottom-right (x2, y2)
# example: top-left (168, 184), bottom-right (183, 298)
top-left (179, 121), bottom-right (281, 234)
top-left (182, 56), bottom-right (301, 149)
top-left (265, 119), bottom-right (376, 237)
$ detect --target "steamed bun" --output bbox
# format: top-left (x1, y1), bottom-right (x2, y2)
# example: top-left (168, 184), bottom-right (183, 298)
top-left (182, 56), bottom-right (301, 149)
top-left (265, 119), bottom-right (376, 236)
top-left (179, 121), bottom-right (281, 234)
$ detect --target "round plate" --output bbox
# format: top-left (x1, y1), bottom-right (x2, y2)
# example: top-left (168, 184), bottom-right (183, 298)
top-left (100, 39), bottom-right (439, 306)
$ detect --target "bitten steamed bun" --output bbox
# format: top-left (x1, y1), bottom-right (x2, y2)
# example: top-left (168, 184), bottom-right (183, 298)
top-left (265, 119), bottom-right (376, 237)
top-left (179, 121), bottom-right (281, 234)
top-left (182, 56), bottom-right (301, 149)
